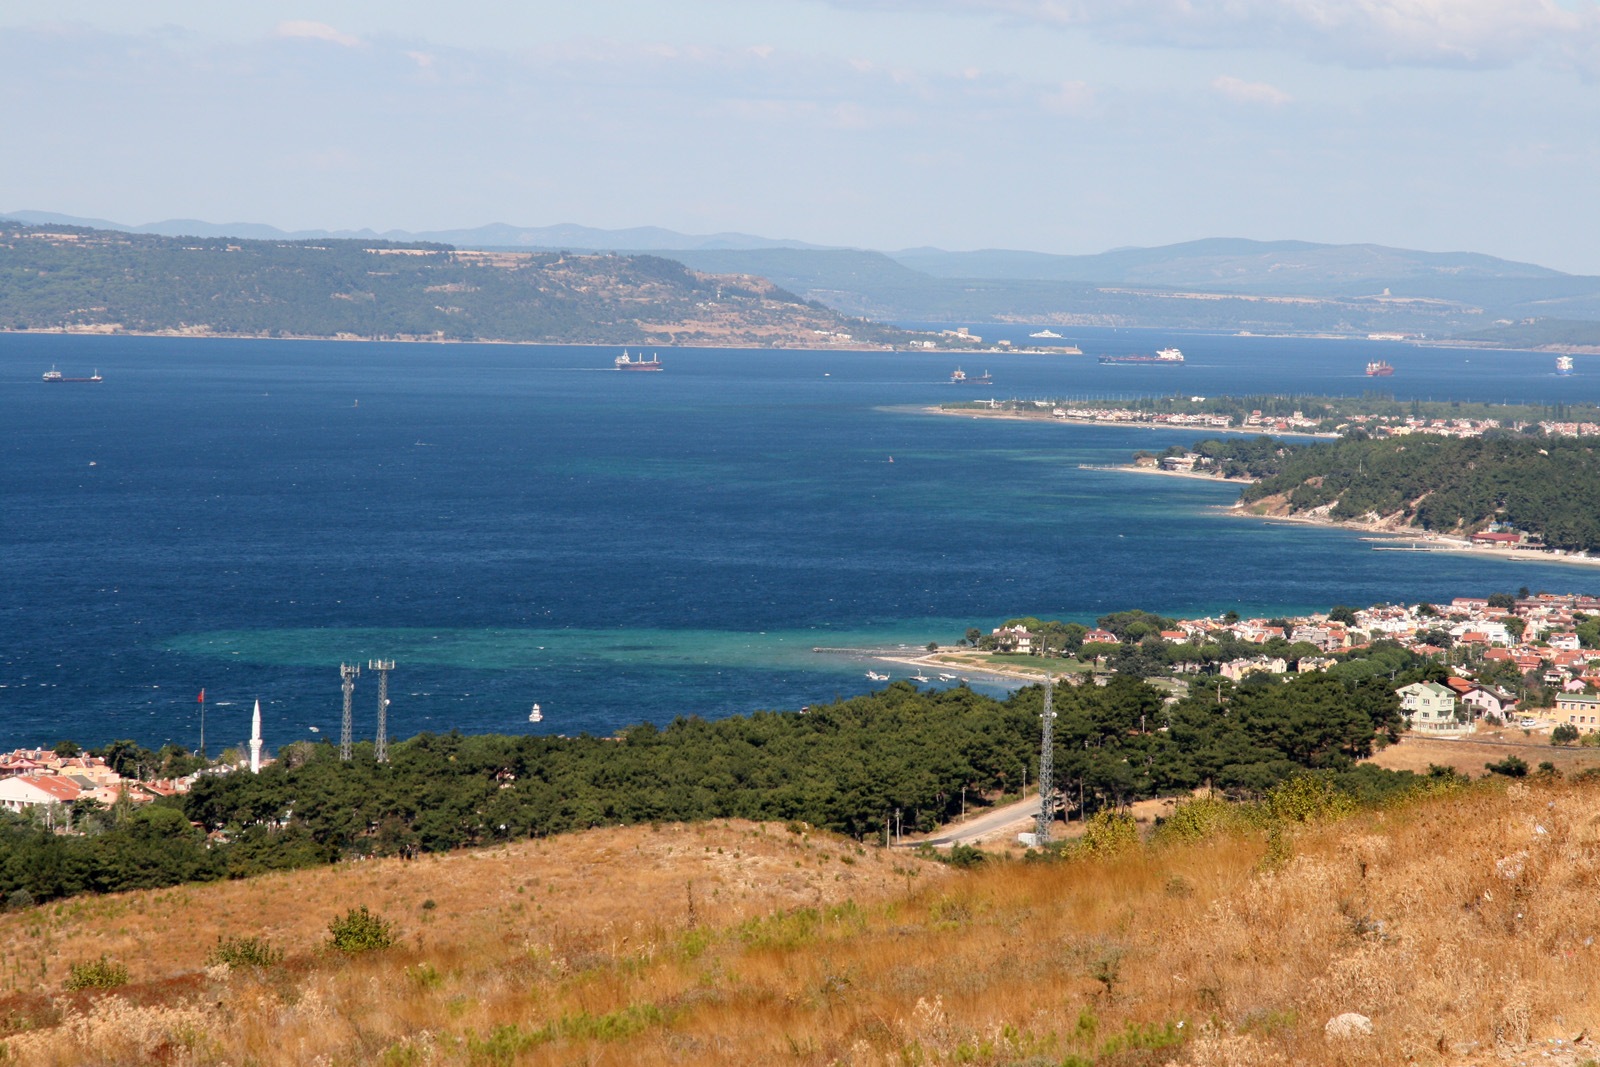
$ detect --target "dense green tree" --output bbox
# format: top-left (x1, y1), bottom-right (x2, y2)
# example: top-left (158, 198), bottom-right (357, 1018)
top-left (2, 670), bottom-right (1423, 906)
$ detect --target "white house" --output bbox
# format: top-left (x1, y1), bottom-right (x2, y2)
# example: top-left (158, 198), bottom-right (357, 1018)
top-left (991, 626), bottom-right (1035, 654)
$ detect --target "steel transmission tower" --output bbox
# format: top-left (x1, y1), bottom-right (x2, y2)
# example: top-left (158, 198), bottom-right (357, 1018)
top-left (1036, 676), bottom-right (1056, 844)
top-left (339, 663), bottom-right (360, 761)
top-left (369, 660), bottom-right (394, 763)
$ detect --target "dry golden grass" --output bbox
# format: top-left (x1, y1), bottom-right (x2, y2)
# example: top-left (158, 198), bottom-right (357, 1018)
top-left (4, 784), bottom-right (1600, 1066)
top-left (1370, 731), bottom-right (1600, 777)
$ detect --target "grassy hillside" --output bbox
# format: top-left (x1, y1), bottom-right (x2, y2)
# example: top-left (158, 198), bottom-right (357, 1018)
top-left (663, 244), bottom-right (1600, 333)
top-left (4, 776), bottom-right (1599, 1066)
top-left (1452, 318), bottom-right (1600, 350)
top-left (0, 224), bottom-right (907, 348)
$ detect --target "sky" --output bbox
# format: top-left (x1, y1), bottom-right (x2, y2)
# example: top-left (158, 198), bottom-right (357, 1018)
top-left (3, 1), bottom-right (1599, 272)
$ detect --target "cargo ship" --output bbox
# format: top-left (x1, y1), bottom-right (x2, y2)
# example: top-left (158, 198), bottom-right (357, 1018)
top-left (615, 350), bottom-right (662, 372)
top-left (950, 367), bottom-right (992, 384)
top-left (1365, 361), bottom-right (1395, 377)
top-left (1098, 347), bottom-right (1184, 365)
top-left (1557, 355), bottom-right (1574, 376)
top-left (42, 368), bottom-right (103, 383)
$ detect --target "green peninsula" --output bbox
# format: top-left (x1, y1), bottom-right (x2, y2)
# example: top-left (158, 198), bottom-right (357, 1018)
top-left (0, 222), bottom-right (918, 348)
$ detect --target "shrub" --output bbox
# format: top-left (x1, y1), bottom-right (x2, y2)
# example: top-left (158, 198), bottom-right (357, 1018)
top-left (327, 905), bottom-right (397, 953)
top-left (63, 956), bottom-right (128, 991)
top-left (1155, 796), bottom-right (1242, 843)
top-left (1552, 723), bottom-right (1580, 745)
top-left (1263, 773), bottom-right (1356, 824)
top-left (1485, 755), bottom-right (1530, 778)
top-left (1078, 810), bottom-right (1139, 855)
top-left (207, 935), bottom-right (283, 970)
top-left (913, 843), bottom-right (988, 868)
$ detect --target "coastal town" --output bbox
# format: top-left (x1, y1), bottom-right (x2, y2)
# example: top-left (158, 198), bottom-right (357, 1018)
top-left (945, 397), bottom-right (1600, 440)
top-left (0, 748), bottom-right (195, 826)
top-left (887, 591), bottom-right (1600, 742)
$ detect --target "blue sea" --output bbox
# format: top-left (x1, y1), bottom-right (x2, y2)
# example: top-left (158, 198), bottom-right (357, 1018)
top-left (1, 328), bottom-right (1594, 751)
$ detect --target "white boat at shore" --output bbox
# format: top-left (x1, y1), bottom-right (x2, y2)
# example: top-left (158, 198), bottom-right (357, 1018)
top-left (865, 671), bottom-right (889, 682)
top-left (911, 672), bottom-right (932, 683)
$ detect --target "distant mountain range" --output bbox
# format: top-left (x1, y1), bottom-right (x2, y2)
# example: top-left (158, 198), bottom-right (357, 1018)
top-left (0, 211), bottom-right (833, 253)
top-left (8, 210), bottom-right (1600, 337)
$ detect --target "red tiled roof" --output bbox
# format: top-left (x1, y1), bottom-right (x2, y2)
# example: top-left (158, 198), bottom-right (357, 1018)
top-left (21, 775), bottom-right (82, 802)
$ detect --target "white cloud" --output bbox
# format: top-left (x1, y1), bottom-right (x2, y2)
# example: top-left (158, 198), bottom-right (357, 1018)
top-left (823, 0), bottom-right (1600, 71)
top-left (1211, 74), bottom-right (1291, 106)
top-left (274, 21), bottom-right (363, 48)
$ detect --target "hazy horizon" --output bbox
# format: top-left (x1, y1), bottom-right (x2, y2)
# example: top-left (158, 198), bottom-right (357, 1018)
top-left (3, 1), bottom-right (1598, 273)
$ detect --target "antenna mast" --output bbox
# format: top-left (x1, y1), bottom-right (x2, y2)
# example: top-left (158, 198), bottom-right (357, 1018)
top-left (1036, 675), bottom-right (1056, 844)
top-left (339, 663), bottom-right (360, 761)
top-left (369, 659), bottom-right (394, 763)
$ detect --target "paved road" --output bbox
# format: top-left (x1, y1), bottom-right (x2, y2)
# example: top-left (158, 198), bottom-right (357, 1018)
top-left (914, 793), bottom-right (1044, 847)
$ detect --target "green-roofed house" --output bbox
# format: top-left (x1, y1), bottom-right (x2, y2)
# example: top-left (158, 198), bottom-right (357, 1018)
top-left (1397, 681), bottom-right (1464, 734)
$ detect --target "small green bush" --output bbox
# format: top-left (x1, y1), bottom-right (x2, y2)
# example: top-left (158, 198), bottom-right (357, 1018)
top-left (207, 935), bottom-right (283, 970)
top-left (1154, 795), bottom-right (1241, 843)
top-left (1485, 755), bottom-right (1530, 778)
top-left (327, 905), bottom-right (397, 953)
top-left (1078, 810), bottom-right (1139, 855)
top-left (1263, 773), bottom-right (1356, 824)
top-left (63, 956), bottom-right (129, 991)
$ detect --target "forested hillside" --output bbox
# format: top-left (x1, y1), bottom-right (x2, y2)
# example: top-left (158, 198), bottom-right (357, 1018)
top-left (1222, 434), bottom-right (1600, 550)
top-left (0, 223), bottom-right (906, 347)
top-left (1, 675), bottom-right (1411, 907)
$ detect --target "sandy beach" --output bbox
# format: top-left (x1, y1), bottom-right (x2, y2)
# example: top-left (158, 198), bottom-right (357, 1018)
top-left (1085, 463), bottom-right (1256, 485)
top-left (870, 649), bottom-right (1062, 685)
top-left (1224, 506), bottom-right (1600, 569)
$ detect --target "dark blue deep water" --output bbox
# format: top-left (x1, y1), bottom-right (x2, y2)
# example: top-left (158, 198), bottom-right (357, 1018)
top-left (2, 329), bottom-right (1595, 750)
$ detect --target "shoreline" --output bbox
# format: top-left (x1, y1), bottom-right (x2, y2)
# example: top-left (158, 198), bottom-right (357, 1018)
top-left (1223, 506), bottom-right (1600, 569)
top-left (870, 650), bottom-right (1058, 686)
top-left (1088, 464), bottom-right (1255, 484)
top-left (0, 327), bottom-right (981, 355)
top-left (925, 405), bottom-right (1341, 440)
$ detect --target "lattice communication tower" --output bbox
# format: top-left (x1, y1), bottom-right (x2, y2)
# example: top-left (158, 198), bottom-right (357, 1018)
top-left (1036, 676), bottom-right (1056, 844)
top-left (339, 663), bottom-right (360, 761)
top-left (369, 660), bottom-right (394, 763)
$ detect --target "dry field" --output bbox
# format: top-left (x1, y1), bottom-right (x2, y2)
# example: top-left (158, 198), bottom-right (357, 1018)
top-left (3, 781), bottom-right (1600, 1066)
top-left (1370, 730), bottom-right (1600, 777)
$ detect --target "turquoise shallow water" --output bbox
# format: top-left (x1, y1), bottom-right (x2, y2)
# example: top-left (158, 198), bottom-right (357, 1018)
top-left (1, 329), bottom-right (1595, 748)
